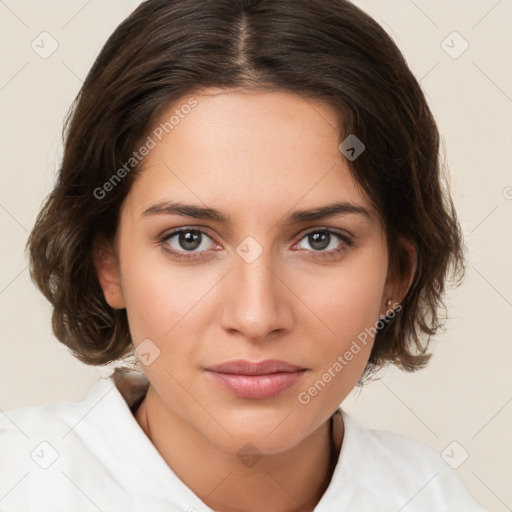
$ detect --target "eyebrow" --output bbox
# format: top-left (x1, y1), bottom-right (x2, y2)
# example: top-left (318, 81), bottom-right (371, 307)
top-left (141, 200), bottom-right (371, 224)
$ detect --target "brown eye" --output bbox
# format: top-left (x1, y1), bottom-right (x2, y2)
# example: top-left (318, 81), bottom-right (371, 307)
top-left (307, 231), bottom-right (331, 251)
top-left (176, 230), bottom-right (202, 251)
top-left (294, 229), bottom-right (353, 259)
top-left (161, 228), bottom-right (218, 259)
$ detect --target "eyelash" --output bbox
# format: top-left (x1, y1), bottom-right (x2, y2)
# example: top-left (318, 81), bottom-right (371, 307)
top-left (158, 227), bottom-right (354, 261)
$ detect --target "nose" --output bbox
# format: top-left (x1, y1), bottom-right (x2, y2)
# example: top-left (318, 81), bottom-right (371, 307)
top-left (219, 244), bottom-right (294, 342)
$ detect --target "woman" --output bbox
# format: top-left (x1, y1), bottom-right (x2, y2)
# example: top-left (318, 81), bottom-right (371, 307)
top-left (0, 0), bottom-right (485, 510)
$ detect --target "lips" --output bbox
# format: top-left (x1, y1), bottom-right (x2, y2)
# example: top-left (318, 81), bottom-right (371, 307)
top-left (205, 359), bottom-right (307, 399)
top-left (206, 359), bottom-right (305, 375)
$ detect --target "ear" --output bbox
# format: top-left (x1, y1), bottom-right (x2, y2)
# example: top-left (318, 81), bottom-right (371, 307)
top-left (383, 237), bottom-right (417, 310)
top-left (93, 239), bottom-right (126, 309)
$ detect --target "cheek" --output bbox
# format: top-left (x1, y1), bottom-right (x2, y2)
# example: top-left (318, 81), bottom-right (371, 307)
top-left (121, 236), bottom-right (387, 343)
top-left (118, 240), bottom-right (219, 360)
top-left (300, 251), bottom-right (388, 348)
top-left (122, 265), bottom-right (193, 340)
top-left (294, 278), bottom-right (385, 417)
top-left (292, 248), bottom-right (387, 402)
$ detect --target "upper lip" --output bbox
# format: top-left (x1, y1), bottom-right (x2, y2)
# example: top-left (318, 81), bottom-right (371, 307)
top-left (205, 359), bottom-right (305, 375)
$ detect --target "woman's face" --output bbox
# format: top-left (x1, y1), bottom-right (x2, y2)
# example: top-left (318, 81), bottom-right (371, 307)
top-left (99, 87), bottom-right (400, 455)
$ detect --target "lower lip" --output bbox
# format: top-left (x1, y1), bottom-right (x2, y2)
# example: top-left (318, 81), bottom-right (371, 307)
top-left (206, 370), bottom-right (306, 399)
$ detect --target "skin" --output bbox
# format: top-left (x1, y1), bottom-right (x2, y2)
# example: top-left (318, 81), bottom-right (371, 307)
top-left (95, 87), bottom-right (416, 512)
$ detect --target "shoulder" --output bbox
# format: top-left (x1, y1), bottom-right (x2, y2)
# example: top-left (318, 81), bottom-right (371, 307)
top-left (0, 377), bottom-right (136, 511)
top-left (0, 374), bottom-right (131, 462)
top-left (0, 376), bottom-right (116, 447)
top-left (322, 411), bottom-right (486, 512)
top-left (0, 398), bottom-right (89, 467)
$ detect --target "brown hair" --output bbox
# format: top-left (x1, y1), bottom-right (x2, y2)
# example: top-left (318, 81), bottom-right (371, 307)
top-left (26, 0), bottom-right (465, 376)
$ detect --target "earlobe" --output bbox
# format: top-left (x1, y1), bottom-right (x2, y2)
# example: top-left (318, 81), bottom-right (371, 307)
top-left (93, 242), bottom-right (126, 310)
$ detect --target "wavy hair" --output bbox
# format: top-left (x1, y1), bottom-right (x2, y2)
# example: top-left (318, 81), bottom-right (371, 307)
top-left (26, 0), bottom-right (465, 376)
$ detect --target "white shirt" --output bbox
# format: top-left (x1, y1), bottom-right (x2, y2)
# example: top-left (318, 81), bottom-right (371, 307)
top-left (0, 370), bottom-right (486, 512)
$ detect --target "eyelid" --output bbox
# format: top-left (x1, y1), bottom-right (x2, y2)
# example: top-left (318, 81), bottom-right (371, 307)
top-left (160, 226), bottom-right (220, 250)
top-left (297, 225), bottom-right (352, 239)
top-left (291, 226), bottom-right (354, 256)
top-left (159, 225), bottom-right (354, 264)
top-left (160, 225), bottom-right (352, 247)
top-left (160, 225), bottom-right (218, 242)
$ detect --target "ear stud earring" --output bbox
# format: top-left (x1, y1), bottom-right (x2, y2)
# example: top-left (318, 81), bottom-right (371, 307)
top-left (385, 298), bottom-right (392, 307)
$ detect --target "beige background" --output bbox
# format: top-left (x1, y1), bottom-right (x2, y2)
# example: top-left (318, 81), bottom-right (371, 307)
top-left (1, 1), bottom-right (511, 510)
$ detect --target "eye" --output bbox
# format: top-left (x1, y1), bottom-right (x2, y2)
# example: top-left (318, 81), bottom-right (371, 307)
top-left (160, 228), bottom-right (219, 259)
top-left (159, 227), bottom-right (353, 261)
top-left (293, 229), bottom-right (353, 259)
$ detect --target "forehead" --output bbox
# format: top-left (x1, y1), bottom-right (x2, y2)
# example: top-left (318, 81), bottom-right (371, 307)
top-left (126, 88), bottom-right (378, 226)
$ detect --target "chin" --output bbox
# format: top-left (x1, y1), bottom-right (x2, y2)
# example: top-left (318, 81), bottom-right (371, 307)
top-left (201, 406), bottom-right (311, 455)
top-left (219, 430), bottom-right (305, 458)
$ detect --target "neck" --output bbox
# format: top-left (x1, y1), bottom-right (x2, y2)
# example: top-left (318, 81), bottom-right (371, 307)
top-left (134, 385), bottom-right (343, 512)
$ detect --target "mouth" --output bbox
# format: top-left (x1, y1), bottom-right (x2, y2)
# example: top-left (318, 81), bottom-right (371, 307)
top-left (204, 359), bottom-right (308, 399)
